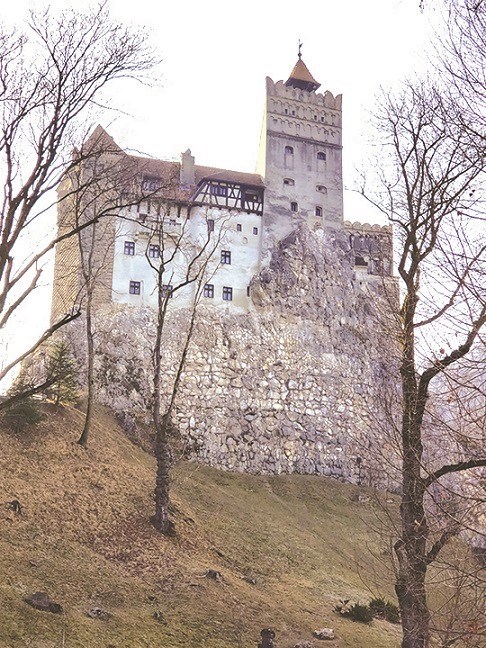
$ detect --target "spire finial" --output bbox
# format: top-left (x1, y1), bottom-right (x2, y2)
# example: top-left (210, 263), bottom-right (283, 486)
top-left (298, 39), bottom-right (303, 59)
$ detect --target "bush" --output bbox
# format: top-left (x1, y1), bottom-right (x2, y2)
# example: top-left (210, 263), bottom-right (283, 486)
top-left (334, 600), bottom-right (373, 624)
top-left (348, 603), bottom-right (374, 624)
top-left (369, 597), bottom-right (400, 624)
top-left (383, 602), bottom-right (400, 624)
top-left (1, 397), bottom-right (45, 433)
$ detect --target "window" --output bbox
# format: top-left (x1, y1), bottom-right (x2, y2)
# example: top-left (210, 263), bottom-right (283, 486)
top-left (161, 284), bottom-right (173, 298)
top-left (169, 219), bottom-right (176, 226)
top-left (221, 250), bottom-right (231, 264)
top-left (284, 108), bottom-right (288, 114)
top-left (291, 110), bottom-right (295, 116)
top-left (142, 176), bottom-right (161, 192)
top-left (317, 152), bottom-right (326, 161)
top-left (245, 190), bottom-right (259, 202)
top-left (283, 178), bottom-right (295, 186)
top-left (210, 184), bottom-right (228, 197)
top-left (124, 241), bottom-right (135, 255)
top-left (316, 185), bottom-right (328, 194)
top-left (253, 227), bottom-right (258, 235)
top-left (247, 286), bottom-right (250, 297)
top-left (207, 219), bottom-right (214, 232)
top-left (315, 206), bottom-right (323, 217)
top-left (285, 145), bottom-right (294, 155)
top-left (148, 244), bottom-right (160, 258)
top-left (291, 201), bottom-right (298, 212)
top-left (314, 115), bottom-right (317, 120)
top-left (204, 283), bottom-right (214, 298)
top-left (237, 223), bottom-right (242, 232)
top-left (129, 281), bottom-right (141, 295)
top-left (222, 286), bottom-right (233, 301)
top-left (321, 116), bottom-right (325, 122)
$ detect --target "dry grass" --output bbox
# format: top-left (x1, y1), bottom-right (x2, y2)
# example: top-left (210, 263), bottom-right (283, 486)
top-left (0, 404), bottom-right (401, 647)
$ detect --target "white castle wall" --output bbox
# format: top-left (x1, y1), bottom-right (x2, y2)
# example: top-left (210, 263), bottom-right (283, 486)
top-left (111, 203), bottom-right (263, 312)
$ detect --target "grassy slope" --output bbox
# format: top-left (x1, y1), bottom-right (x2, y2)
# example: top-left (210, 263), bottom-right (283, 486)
top-left (0, 405), bottom-right (401, 647)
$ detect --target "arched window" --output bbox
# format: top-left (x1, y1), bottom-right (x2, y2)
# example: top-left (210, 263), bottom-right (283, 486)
top-left (283, 178), bottom-right (295, 186)
top-left (317, 152), bottom-right (326, 161)
top-left (285, 145), bottom-right (294, 155)
top-left (290, 201), bottom-right (298, 212)
top-left (315, 206), bottom-right (322, 217)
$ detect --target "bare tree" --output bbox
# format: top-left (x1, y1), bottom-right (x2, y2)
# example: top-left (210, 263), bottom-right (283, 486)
top-left (144, 205), bottom-right (224, 534)
top-left (362, 76), bottom-right (486, 648)
top-left (0, 1), bottom-right (159, 403)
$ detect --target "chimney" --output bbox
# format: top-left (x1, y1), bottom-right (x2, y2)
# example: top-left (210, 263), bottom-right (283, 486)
top-left (180, 149), bottom-right (195, 187)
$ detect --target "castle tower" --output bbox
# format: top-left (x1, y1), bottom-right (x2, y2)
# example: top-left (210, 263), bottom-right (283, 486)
top-left (257, 52), bottom-right (343, 260)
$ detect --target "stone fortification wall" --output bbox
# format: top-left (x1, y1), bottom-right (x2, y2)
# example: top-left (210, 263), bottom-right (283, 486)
top-left (67, 226), bottom-right (398, 488)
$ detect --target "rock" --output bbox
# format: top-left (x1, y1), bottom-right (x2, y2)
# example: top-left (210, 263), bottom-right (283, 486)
top-left (24, 592), bottom-right (63, 614)
top-left (294, 642), bottom-right (315, 648)
top-left (313, 628), bottom-right (335, 640)
top-left (258, 628), bottom-right (276, 647)
top-left (86, 606), bottom-right (111, 620)
top-left (204, 569), bottom-right (222, 581)
top-left (153, 610), bottom-right (165, 623)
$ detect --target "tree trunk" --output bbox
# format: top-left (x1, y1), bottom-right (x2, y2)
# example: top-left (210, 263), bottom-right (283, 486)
top-left (396, 538), bottom-right (430, 648)
top-left (153, 413), bottom-right (174, 535)
top-left (78, 301), bottom-right (94, 446)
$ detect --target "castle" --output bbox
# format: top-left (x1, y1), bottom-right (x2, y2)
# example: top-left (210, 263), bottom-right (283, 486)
top-left (52, 55), bottom-right (396, 485)
top-left (52, 53), bottom-right (392, 321)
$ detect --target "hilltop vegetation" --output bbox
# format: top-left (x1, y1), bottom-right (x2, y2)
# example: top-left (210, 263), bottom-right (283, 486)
top-left (0, 405), bottom-right (401, 647)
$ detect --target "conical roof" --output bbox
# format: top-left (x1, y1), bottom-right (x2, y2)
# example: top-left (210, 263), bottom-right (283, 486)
top-left (285, 56), bottom-right (320, 92)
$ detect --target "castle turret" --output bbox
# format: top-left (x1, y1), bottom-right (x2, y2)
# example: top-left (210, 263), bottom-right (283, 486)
top-left (257, 52), bottom-right (343, 261)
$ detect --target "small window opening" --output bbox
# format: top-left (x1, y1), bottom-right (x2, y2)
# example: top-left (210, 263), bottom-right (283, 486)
top-left (222, 286), bottom-right (233, 301)
top-left (207, 219), bottom-right (214, 232)
top-left (315, 206), bottom-right (323, 217)
top-left (237, 223), bottom-right (242, 232)
top-left (247, 286), bottom-right (251, 297)
top-left (148, 244), bottom-right (160, 258)
top-left (284, 108), bottom-right (288, 115)
top-left (203, 283), bottom-right (214, 298)
top-left (285, 145), bottom-right (294, 155)
top-left (253, 227), bottom-right (258, 235)
top-left (317, 152), bottom-right (326, 161)
top-left (292, 110), bottom-right (295, 116)
top-left (283, 178), bottom-right (295, 186)
top-left (321, 116), bottom-right (324, 122)
top-left (124, 241), bottom-right (135, 256)
top-left (316, 185), bottom-right (327, 194)
top-left (161, 284), bottom-right (173, 298)
top-left (221, 250), bottom-right (231, 265)
top-left (314, 115), bottom-right (317, 120)
top-left (291, 201), bottom-right (298, 212)
top-left (129, 281), bottom-right (141, 295)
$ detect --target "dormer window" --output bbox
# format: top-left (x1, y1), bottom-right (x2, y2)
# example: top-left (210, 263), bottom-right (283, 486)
top-left (283, 178), bottom-right (295, 186)
top-left (317, 152), bottom-right (326, 161)
top-left (210, 184), bottom-right (228, 197)
top-left (142, 176), bottom-right (161, 192)
top-left (285, 146), bottom-right (294, 155)
top-left (291, 201), bottom-right (298, 212)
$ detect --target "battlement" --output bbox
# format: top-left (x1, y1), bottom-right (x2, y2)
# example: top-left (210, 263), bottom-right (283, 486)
top-left (266, 77), bottom-right (342, 111)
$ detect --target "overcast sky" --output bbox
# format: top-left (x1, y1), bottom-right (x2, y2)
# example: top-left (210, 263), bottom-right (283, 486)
top-left (0, 0), bottom-right (439, 386)
top-left (2, 0), bottom-right (436, 221)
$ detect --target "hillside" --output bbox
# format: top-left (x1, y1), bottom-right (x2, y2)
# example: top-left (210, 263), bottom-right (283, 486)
top-left (0, 405), bottom-right (401, 647)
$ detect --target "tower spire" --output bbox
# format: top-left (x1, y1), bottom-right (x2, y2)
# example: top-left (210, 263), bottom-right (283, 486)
top-left (285, 47), bottom-right (320, 92)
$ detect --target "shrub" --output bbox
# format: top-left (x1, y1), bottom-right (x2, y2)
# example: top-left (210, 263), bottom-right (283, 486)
top-left (383, 602), bottom-right (400, 624)
top-left (334, 600), bottom-right (373, 624)
top-left (348, 603), bottom-right (374, 624)
top-left (369, 597), bottom-right (400, 624)
top-left (1, 397), bottom-right (45, 433)
top-left (369, 597), bottom-right (387, 617)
